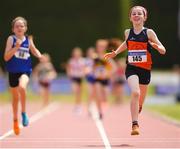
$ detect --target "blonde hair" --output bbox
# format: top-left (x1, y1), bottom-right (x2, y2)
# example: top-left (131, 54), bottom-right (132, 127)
top-left (12, 16), bottom-right (28, 28)
top-left (129, 6), bottom-right (148, 21)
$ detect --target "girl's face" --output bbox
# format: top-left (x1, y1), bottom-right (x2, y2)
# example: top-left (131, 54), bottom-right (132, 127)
top-left (12, 20), bottom-right (27, 36)
top-left (130, 7), bottom-right (146, 25)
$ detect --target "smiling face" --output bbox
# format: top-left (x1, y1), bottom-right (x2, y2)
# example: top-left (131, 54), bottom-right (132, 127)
top-left (129, 6), bottom-right (147, 26)
top-left (12, 18), bottom-right (27, 37)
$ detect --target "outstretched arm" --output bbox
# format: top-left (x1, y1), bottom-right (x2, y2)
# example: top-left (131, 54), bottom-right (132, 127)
top-left (147, 29), bottom-right (166, 55)
top-left (104, 29), bottom-right (129, 60)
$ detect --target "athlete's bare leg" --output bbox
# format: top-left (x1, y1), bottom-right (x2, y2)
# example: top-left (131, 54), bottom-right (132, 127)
top-left (127, 75), bottom-right (140, 122)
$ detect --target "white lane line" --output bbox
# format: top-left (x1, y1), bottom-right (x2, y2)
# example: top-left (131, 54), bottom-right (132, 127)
top-left (0, 102), bottom-right (59, 140)
top-left (1, 140), bottom-right (180, 143)
top-left (2, 137), bottom-right (180, 140)
top-left (90, 102), bottom-right (112, 149)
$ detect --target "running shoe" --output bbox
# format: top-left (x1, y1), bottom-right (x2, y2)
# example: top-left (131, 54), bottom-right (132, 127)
top-left (131, 124), bottom-right (139, 135)
top-left (13, 120), bottom-right (20, 135)
top-left (22, 112), bottom-right (29, 127)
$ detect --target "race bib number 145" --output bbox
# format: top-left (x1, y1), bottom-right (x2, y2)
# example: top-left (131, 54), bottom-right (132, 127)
top-left (128, 50), bottom-right (147, 63)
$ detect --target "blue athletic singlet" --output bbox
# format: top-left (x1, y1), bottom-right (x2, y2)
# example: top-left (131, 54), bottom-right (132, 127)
top-left (6, 35), bottom-right (32, 73)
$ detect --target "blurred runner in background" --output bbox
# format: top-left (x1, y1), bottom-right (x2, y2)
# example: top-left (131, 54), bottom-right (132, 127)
top-left (94, 39), bottom-right (116, 119)
top-left (84, 47), bottom-right (96, 115)
top-left (67, 47), bottom-right (85, 115)
top-left (108, 38), bottom-right (126, 104)
top-left (33, 53), bottom-right (57, 107)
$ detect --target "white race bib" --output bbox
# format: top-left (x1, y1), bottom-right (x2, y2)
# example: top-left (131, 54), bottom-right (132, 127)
top-left (15, 47), bottom-right (30, 60)
top-left (128, 50), bottom-right (147, 63)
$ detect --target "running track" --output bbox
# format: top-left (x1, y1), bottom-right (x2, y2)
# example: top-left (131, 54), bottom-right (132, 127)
top-left (0, 102), bottom-right (180, 149)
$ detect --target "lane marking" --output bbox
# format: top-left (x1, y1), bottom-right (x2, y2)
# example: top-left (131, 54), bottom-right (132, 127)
top-left (90, 102), bottom-right (112, 149)
top-left (1, 140), bottom-right (180, 143)
top-left (2, 137), bottom-right (180, 140)
top-left (0, 102), bottom-right (59, 141)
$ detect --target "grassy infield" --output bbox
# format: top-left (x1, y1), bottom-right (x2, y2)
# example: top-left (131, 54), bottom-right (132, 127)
top-left (1, 83), bottom-right (180, 122)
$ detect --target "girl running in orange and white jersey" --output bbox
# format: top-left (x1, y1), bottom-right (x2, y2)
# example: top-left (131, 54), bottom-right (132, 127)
top-left (67, 47), bottom-right (85, 114)
top-left (104, 6), bottom-right (166, 135)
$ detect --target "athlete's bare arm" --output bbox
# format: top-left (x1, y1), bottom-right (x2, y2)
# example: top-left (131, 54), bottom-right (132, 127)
top-left (29, 37), bottom-right (42, 59)
top-left (147, 29), bottom-right (166, 55)
top-left (114, 29), bottom-right (129, 54)
top-left (4, 36), bottom-right (22, 61)
top-left (104, 29), bottom-right (129, 60)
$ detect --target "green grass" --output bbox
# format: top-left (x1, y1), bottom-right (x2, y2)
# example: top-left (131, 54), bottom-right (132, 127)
top-left (146, 104), bottom-right (180, 121)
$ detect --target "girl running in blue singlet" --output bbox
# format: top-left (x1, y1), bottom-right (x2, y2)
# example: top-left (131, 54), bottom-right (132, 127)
top-left (4, 17), bottom-right (42, 135)
top-left (104, 6), bottom-right (166, 135)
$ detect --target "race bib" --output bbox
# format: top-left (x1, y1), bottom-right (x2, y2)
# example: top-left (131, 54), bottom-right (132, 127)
top-left (128, 50), bottom-right (147, 63)
top-left (15, 47), bottom-right (30, 60)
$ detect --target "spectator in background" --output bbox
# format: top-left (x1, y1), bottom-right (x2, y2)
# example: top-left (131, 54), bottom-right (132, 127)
top-left (67, 47), bottom-right (85, 114)
top-left (33, 53), bottom-right (57, 107)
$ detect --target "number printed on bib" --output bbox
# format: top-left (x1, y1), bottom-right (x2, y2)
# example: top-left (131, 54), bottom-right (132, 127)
top-left (15, 47), bottom-right (30, 60)
top-left (128, 50), bottom-right (147, 63)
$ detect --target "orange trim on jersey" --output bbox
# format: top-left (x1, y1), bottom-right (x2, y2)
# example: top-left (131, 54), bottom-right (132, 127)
top-left (127, 41), bottom-right (152, 70)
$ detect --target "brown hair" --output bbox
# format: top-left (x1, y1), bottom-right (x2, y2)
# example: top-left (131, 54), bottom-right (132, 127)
top-left (108, 38), bottom-right (123, 51)
top-left (129, 6), bottom-right (148, 21)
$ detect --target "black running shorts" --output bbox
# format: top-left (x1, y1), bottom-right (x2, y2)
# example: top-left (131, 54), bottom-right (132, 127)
top-left (8, 72), bottom-right (30, 88)
top-left (125, 64), bottom-right (151, 85)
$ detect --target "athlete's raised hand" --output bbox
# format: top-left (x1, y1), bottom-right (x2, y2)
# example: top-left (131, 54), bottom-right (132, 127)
top-left (15, 39), bottom-right (22, 49)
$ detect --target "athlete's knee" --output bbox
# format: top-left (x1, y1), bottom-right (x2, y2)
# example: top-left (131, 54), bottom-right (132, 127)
top-left (131, 90), bottom-right (140, 99)
top-left (18, 85), bottom-right (26, 92)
